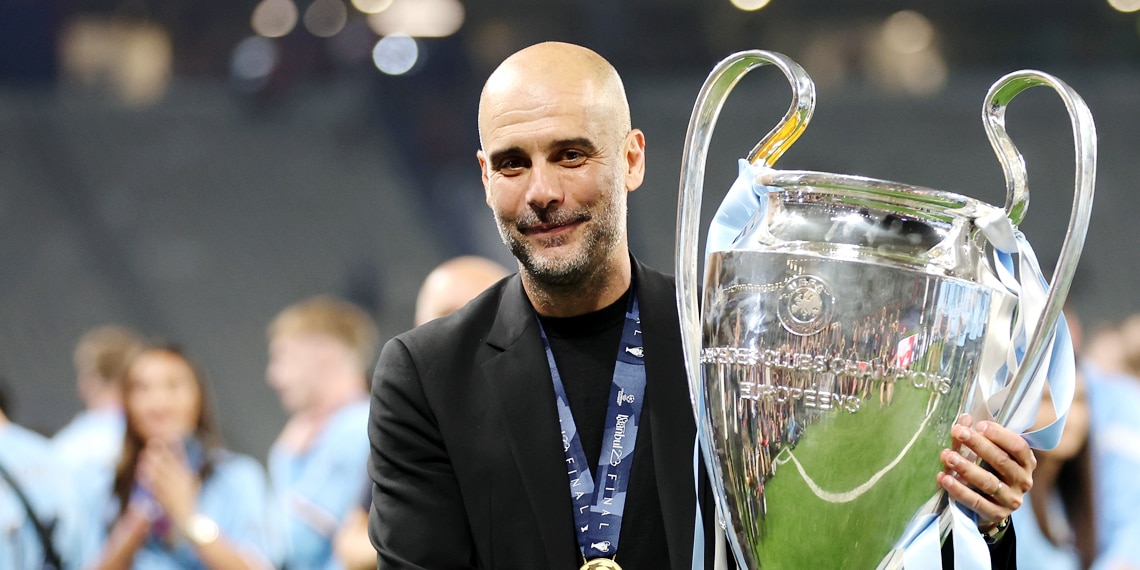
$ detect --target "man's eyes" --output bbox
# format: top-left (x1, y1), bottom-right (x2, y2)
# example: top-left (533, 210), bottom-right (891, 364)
top-left (559, 150), bottom-right (588, 165)
top-left (496, 157), bottom-right (527, 172)
top-left (494, 149), bottom-right (589, 173)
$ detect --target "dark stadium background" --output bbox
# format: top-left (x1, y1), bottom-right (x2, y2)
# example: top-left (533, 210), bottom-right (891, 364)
top-left (2, 0), bottom-right (1137, 460)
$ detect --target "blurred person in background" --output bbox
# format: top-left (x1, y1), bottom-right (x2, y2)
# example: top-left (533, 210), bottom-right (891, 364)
top-left (266, 296), bottom-right (377, 570)
top-left (413, 255), bottom-right (511, 327)
top-left (1119, 313), bottom-right (1140, 380)
top-left (1084, 312), bottom-right (1140, 382)
top-left (53, 325), bottom-right (144, 475)
top-left (333, 256), bottom-right (509, 570)
top-left (1082, 323), bottom-right (1127, 377)
top-left (0, 376), bottom-right (98, 568)
top-left (92, 344), bottom-right (278, 569)
top-left (1013, 308), bottom-right (1140, 569)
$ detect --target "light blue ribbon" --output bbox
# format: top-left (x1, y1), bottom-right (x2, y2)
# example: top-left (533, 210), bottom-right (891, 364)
top-left (704, 159), bottom-right (769, 259)
top-left (978, 210), bottom-right (1075, 450)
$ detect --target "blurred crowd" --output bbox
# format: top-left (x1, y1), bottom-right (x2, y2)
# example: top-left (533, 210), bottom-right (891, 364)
top-left (0, 255), bottom-right (508, 570)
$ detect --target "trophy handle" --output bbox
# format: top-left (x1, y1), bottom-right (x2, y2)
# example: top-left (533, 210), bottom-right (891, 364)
top-left (981, 71), bottom-right (1096, 424)
top-left (674, 49), bottom-right (815, 569)
top-left (675, 50), bottom-right (816, 412)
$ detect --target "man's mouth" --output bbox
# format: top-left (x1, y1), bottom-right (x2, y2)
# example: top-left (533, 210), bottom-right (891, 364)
top-left (518, 211), bottom-right (590, 237)
top-left (523, 220), bottom-right (581, 236)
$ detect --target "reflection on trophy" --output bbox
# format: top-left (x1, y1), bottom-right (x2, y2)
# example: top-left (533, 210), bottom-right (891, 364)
top-left (675, 51), bottom-right (1095, 568)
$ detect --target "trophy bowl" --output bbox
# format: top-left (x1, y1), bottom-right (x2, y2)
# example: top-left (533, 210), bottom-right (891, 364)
top-left (675, 51), bottom-right (1094, 568)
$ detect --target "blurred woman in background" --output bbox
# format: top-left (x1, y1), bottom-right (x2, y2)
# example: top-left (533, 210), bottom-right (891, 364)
top-left (1013, 308), bottom-right (1140, 570)
top-left (1013, 373), bottom-right (1095, 569)
top-left (92, 345), bottom-right (279, 570)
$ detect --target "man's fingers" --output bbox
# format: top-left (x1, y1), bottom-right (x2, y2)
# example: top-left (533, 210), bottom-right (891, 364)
top-left (949, 414), bottom-right (974, 455)
top-left (941, 450), bottom-right (1006, 497)
top-left (937, 471), bottom-right (1009, 523)
top-left (950, 423), bottom-right (1034, 495)
top-left (939, 418), bottom-right (1035, 524)
top-left (973, 421), bottom-right (1036, 470)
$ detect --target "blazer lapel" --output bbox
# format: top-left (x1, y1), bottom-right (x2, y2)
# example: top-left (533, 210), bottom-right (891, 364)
top-left (481, 276), bottom-right (579, 567)
top-left (635, 259), bottom-right (702, 570)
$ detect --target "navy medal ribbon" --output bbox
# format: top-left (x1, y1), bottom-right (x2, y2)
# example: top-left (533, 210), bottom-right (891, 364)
top-left (539, 291), bottom-right (646, 562)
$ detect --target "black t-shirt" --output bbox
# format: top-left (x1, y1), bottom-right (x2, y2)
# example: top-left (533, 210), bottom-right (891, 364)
top-left (538, 288), bottom-right (671, 569)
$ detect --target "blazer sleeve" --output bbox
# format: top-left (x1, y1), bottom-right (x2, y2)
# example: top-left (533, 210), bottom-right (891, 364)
top-left (368, 337), bottom-right (478, 569)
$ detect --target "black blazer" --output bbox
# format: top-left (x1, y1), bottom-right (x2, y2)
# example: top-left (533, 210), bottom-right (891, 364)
top-left (368, 258), bottom-right (713, 569)
top-left (366, 256), bottom-right (1015, 569)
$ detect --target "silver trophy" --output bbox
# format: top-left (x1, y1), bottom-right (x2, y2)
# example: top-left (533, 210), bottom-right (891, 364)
top-left (675, 51), bottom-right (1095, 568)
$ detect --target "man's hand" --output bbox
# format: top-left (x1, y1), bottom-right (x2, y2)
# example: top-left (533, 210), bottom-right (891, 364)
top-left (936, 413), bottom-right (1036, 529)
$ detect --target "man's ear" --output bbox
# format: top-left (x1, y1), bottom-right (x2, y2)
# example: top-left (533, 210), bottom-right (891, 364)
top-left (477, 150), bottom-right (492, 205)
top-left (624, 129), bottom-right (646, 192)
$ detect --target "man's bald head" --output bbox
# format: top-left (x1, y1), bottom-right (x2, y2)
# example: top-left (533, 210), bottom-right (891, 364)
top-left (474, 42), bottom-right (645, 313)
top-left (478, 42), bottom-right (631, 149)
top-left (415, 256), bottom-right (511, 326)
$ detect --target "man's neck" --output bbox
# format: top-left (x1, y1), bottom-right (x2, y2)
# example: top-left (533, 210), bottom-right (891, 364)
top-left (279, 385), bottom-right (365, 453)
top-left (309, 384), bottom-right (367, 423)
top-left (522, 254), bottom-right (632, 318)
top-left (78, 378), bottom-right (122, 411)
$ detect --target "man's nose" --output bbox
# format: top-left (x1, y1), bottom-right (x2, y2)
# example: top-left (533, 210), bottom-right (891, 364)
top-left (525, 163), bottom-right (563, 210)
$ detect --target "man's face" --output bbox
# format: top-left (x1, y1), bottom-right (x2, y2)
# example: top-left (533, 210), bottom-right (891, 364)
top-left (477, 85), bottom-right (643, 287)
top-left (266, 334), bottom-right (332, 414)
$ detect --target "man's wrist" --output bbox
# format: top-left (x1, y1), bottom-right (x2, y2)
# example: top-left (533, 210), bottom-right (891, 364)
top-left (980, 516), bottom-right (1010, 544)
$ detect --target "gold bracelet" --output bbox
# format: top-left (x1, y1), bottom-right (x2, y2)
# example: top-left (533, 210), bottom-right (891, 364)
top-left (981, 516), bottom-right (1010, 544)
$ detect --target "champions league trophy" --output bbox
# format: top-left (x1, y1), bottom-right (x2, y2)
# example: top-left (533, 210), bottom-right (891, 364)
top-left (675, 51), bottom-right (1095, 568)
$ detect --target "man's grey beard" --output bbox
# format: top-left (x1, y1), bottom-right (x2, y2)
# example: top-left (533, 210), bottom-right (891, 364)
top-left (495, 202), bottom-right (623, 288)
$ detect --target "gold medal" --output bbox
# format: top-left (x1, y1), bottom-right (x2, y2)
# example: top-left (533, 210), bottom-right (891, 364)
top-left (580, 558), bottom-right (622, 570)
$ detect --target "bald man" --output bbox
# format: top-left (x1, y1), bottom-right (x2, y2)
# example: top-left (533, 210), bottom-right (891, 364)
top-left (368, 41), bottom-right (704, 569)
top-left (367, 42), bottom-right (1024, 569)
top-left (414, 256), bottom-right (510, 327)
